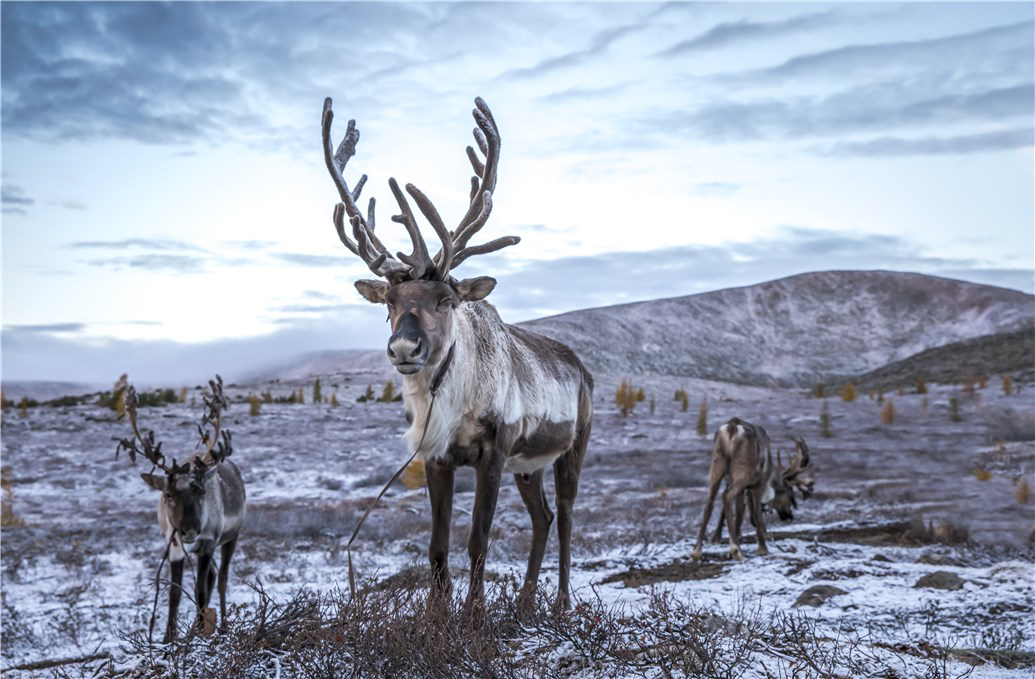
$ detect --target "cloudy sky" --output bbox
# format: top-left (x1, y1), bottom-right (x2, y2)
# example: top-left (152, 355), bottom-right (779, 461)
top-left (2, 2), bottom-right (1033, 383)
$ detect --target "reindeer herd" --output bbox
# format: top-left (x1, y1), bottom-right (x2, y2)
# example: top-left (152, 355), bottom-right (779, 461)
top-left (118, 97), bottom-right (817, 641)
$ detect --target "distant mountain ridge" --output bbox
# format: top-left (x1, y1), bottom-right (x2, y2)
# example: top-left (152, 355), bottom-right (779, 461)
top-left (520, 270), bottom-right (1034, 387)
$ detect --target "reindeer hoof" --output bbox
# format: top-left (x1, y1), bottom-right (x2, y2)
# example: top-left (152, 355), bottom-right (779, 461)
top-left (691, 548), bottom-right (703, 560)
top-left (729, 549), bottom-right (745, 562)
top-left (757, 546), bottom-right (769, 557)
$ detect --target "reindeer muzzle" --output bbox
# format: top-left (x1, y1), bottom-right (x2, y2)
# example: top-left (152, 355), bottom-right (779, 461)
top-left (387, 312), bottom-right (427, 374)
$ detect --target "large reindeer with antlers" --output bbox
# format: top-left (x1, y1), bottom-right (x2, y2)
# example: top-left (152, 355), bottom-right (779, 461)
top-left (117, 376), bottom-right (245, 642)
top-left (322, 97), bottom-right (593, 607)
top-left (692, 418), bottom-right (813, 561)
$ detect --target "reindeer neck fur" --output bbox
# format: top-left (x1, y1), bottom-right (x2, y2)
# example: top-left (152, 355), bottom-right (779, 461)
top-left (402, 301), bottom-right (586, 464)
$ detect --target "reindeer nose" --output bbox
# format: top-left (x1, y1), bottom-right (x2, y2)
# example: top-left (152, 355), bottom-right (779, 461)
top-left (388, 334), bottom-right (425, 363)
top-left (387, 312), bottom-right (426, 367)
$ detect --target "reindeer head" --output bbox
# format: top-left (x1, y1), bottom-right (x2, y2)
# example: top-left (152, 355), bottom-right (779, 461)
top-left (322, 97), bottom-right (518, 375)
top-left (117, 376), bottom-right (232, 544)
top-left (766, 437), bottom-right (814, 521)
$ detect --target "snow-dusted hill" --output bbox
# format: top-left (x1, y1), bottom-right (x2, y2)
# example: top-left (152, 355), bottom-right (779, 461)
top-left (521, 270), bottom-right (1034, 386)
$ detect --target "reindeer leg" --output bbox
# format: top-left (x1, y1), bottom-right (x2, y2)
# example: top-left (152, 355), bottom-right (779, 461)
top-left (425, 458), bottom-right (455, 599)
top-left (749, 488), bottom-right (769, 556)
top-left (554, 420), bottom-right (590, 609)
top-left (164, 558), bottom-right (184, 643)
top-left (734, 491), bottom-right (747, 543)
top-left (194, 550), bottom-right (215, 632)
top-left (710, 502), bottom-right (725, 544)
top-left (218, 537), bottom-right (237, 633)
top-left (723, 481), bottom-right (750, 561)
top-left (467, 439), bottom-right (504, 605)
top-left (515, 468), bottom-right (553, 602)
top-left (693, 458), bottom-right (727, 559)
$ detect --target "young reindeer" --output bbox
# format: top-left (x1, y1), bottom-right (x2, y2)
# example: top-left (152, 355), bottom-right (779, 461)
top-left (708, 436), bottom-right (814, 544)
top-left (117, 376), bottom-right (245, 642)
top-left (692, 417), bottom-right (785, 561)
top-left (322, 97), bottom-right (593, 607)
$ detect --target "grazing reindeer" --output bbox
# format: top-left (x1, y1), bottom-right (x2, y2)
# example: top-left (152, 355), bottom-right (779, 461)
top-left (692, 417), bottom-right (785, 561)
top-left (117, 377), bottom-right (245, 642)
top-left (322, 97), bottom-right (593, 607)
top-left (708, 436), bottom-right (814, 544)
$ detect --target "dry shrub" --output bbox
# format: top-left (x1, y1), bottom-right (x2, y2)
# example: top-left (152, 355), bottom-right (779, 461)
top-left (248, 394), bottom-right (261, 416)
top-left (330, 392), bottom-right (340, 407)
top-left (401, 458), bottom-right (427, 490)
top-left (949, 397), bottom-right (962, 422)
top-left (1017, 478), bottom-right (1031, 505)
top-left (178, 387), bottom-right (188, 404)
top-left (813, 383), bottom-right (826, 398)
top-left (916, 375), bottom-right (928, 394)
top-left (1002, 374), bottom-right (1014, 396)
top-left (839, 382), bottom-right (857, 402)
top-left (978, 375), bottom-right (989, 389)
top-left (1, 466), bottom-right (23, 527)
top-left (963, 376), bottom-right (976, 396)
top-left (615, 379), bottom-right (637, 416)
top-left (973, 468), bottom-right (992, 482)
top-left (696, 398), bottom-right (708, 436)
top-left (881, 399), bottom-right (895, 425)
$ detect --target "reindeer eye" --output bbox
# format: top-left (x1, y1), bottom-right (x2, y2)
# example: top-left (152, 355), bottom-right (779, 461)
top-left (437, 298), bottom-right (452, 311)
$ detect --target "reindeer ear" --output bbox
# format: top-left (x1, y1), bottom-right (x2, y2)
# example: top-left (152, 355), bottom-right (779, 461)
top-left (141, 473), bottom-right (166, 491)
top-left (455, 276), bottom-right (496, 301)
top-left (355, 279), bottom-right (389, 304)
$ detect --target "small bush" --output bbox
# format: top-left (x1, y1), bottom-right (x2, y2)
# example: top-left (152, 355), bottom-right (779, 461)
top-left (812, 384), bottom-right (826, 398)
top-left (881, 399), bottom-right (895, 425)
top-left (695, 398), bottom-right (708, 436)
top-left (330, 392), bottom-right (339, 407)
top-left (963, 375), bottom-right (976, 395)
top-left (916, 375), bottom-right (927, 394)
top-left (1002, 374), bottom-right (1014, 396)
top-left (839, 382), bottom-right (857, 402)
top-left (261, 389), bottom-right (273, 404)
top-left (615, 379), bottom-right (637, 416)
top-left (949, 397), bottom-right (962, 422)
top-left (178, 387), bottom-right (188, 404)
top-left (973, 468), bottom-right (992, 481)
top-left (357, 384), bottom-right (376, 403)
top-left (248, 394), bottom-right (261, 416)
top-left (1, 466), bottom-right (22, 527)
top-left (313, 377), bottom-right (322, 404)
top-left (401, 458), bottom-right (426, 489)
top-left (297, 386), bottom-right (305, 405)
top-left (978, 375), bottom-right (989, 389)
top-left (820, 402), bottom-right (832, 438)
top-left (1017, 478), bottom-right (1031, 505)
top-left (378, 381), bottom-right (401, 403)
top-left (877, 390), bottom-right (884, 404)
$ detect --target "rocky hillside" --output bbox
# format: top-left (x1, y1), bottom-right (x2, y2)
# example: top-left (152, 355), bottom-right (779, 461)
top-left (521, 271), bottom-right (1034, 387)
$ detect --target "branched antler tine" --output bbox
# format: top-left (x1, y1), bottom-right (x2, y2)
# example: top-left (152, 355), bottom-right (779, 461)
top-left (466, 145), bottom-right (485, 177)
top-left (350, 215), bottom-right (388, 273)
top-left (388, 178), bottom-right (431, 279)
top-left (453, 191), bottom-right (493, 251)
top-left (405, 183), bottom-right (454, 278)
top-left (332, 205), bottom-right (362, 257)
top-left (449, 235), bottom-right (520, 269)
top-left (473, 127), bottom-right (489, 157)
top-left (350, 174), bottom-right (367, 203)
top-left (469, 176), bottom-right (479, 202)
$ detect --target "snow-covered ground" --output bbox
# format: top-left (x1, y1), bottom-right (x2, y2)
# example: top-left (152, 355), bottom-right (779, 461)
top-left (2, 371), bottom-right (1033, 675)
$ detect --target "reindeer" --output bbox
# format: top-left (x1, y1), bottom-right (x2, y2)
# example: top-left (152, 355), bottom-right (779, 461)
top-left (117, 376), bottom-right (245, 642)
top-left (321, 97), bottom-right (593, 607)
top-left (707, 436), bottom-right (814, 545)
top-left (692, 418), bottom-right (803, 561)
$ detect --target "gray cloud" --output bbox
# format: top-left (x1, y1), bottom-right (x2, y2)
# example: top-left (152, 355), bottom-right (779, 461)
top-left (728, 19), bottom-right (1033, 85)
top-left (45, 198), bottom-right (87, 211)
top-left (272, 253), bottom-right (352, 268)
top-left (68, 238), bottom-right (203, 251)
top-left (2, 184), bottom-right (34, 214)
top-left (656, 10), bottom-right (839, 57)
top-left (820, 128), bottom-right (1035, 157)
top-left (644, 83), bottom-right (1034, 144)
top-left (496, 24), bottom-right (643, 81)
top-left (85, 254), bottom-right (206, 273)
top-left (538, 84), bottom-right (628, 105)
top-left (3, 322), bottom-right (87, 334)
top-left (693, 182), bottom-right (740, 196)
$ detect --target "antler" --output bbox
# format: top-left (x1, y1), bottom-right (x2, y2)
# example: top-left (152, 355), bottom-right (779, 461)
top-left (116, 387), bottom-right (182, 474)
top-left (323, 97), bottom-right (520, 283)
top-left (197, 375), bottom-right (232, 463)
top-left (322, 98), bottom-right (410, 282)
top-left (782, 437), bottom-right (814, 498)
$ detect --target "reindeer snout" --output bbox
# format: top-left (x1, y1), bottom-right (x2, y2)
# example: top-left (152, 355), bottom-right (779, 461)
top-left (388, 313), bottom-right (427, 373)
